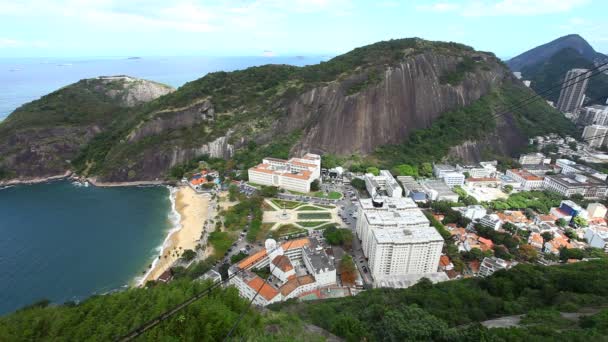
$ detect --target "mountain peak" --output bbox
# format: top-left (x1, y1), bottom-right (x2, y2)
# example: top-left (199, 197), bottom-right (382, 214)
top-left (507, 34), bottom-right (599, 71)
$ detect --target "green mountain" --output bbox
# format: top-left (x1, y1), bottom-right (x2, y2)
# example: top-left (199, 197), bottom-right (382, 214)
top-left (520, 47), bottom-right (608, 105)
top-left (507, 34), bottom-right (608, 72)
top-left (0, 38), bottom-right (574, 183)
top-left (1, 260), bottom-right (607, 341)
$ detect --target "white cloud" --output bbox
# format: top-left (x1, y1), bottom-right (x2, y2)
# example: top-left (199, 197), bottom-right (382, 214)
top-left (0, 37), bottom-right (48, 48)
top-left (417, 0), bottom-right (589, 16)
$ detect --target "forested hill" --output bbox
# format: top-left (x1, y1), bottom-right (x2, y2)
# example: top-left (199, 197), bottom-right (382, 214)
top-left (1, 260), bottom-right (607, 340)
top-left (0, 38), bottom-right (573, 183)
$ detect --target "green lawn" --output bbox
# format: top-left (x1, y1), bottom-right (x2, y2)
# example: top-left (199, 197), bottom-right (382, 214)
top-left (208, 231), bottom-right (235, 258)
top-left (296, 205), bottom-right (328, 211)
top-left (297, 212), bottom-right (332, 220)
top-left (312, 191), bottom-right (342, 200)
top-left (296, 221), bottom-right (329, 227)
top-left (270, 199), bottom-right (303, 209)
top-left (272, 224), bottom-right (308, 239)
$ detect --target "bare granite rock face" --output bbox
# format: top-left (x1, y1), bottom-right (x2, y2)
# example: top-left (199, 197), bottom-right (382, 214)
top-left (285, 52), bottom-right (506, 155)
top-left (96, 76), bottom-right (175, 107)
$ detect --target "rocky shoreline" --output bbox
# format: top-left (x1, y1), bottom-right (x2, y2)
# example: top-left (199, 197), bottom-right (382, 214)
top-left (0, 171), bottom-right (174, 188)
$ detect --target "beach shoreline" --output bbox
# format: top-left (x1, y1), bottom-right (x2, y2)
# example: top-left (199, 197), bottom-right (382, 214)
top-left (139, 185), bottom-right (210, 285)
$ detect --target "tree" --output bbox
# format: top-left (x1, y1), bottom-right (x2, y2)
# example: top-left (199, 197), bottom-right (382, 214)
top-left (419, 162), bottom-right (433, 178)
top-left (230, 252), bottom-right (248, 264)
top-left (556, 218), bottom-right (568, 227)
top-left (310, 179), bottom-right (320, 192)
top-left (503, 185), bottom-right (513, 194)
top-left (393, 164), bottom-right (418, 177)
top-left (181, 249), bottom-right (197, 261)
top-left (350, 178), bottom-right (366, 191)
top-left (573, 216), bottom-right (588, 227)
top-left (339, 255), bottom-right (357, 286)
top-left (365, 167), bottom-right (380, 176)
top-left (493, 245), bottom-right (513, 260)
top-left (518, 244), bottom-right (539, 262)
top-left (541, 232), bottom-right (554, 243)
top-left (462, 248), bottom-right (486, 261)
top-left (228, 184), bottom-right (239, 201)
top-left (502, 222), bottom-right (517, 234)
top-left (259, 186), bottom-right (279, 198)
top-left (564, 229), bottom-right (577, 240)
top-left (568, 141), bottom-right (578, 151)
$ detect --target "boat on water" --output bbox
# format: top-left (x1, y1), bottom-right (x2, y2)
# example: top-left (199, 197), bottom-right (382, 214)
top-left (71, 180), bottom-right (89, 187)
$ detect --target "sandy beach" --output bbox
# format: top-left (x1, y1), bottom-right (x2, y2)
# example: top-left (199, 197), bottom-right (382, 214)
top-left (141, 186), bottom-right (210, 284)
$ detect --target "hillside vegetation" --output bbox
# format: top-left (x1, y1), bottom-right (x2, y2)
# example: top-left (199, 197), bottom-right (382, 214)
top-left (2, 261), bottom-right (607, 340)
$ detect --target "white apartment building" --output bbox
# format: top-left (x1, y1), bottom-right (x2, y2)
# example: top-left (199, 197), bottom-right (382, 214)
top-left (578, 105), bottom-right (608, 126)
top-left (368, 227), bottom-right (443, 280)
top-left (433, 164), bottom-right (458, 178)
top-left (556, 68), bottom-right (589, 113)
top-left (479, 214), bottom-right (502, 230)
top-left (364, 170), bottom-right (403, 198)
top-left (355, 196), bottom-right (418, 238)
top-left (479, 257), bottom-right (509, 277)
top-left (442, 172), bottom-right (465, 188)
top-left (582, 124), bottom-right (608, 148)
top-left (248, 153), bottom-right (321, 193)
top-left (506, 169), bottom-right (544, 191)
top-left (518, 152), bottom-right (549, 165)
top-left (585, 226), bottom-right (608, 251)
top-left (587, 203), bottom-right (607, 219)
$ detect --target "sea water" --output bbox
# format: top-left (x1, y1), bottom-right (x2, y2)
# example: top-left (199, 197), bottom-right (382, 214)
top-left (0, 181), bottom-right (172, 315)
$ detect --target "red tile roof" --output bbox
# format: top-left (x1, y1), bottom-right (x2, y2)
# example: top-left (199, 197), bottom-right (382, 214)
top-left (272, 255), bottom-right (294, 272)
top-left (247, 277), bottom-right (279, 301)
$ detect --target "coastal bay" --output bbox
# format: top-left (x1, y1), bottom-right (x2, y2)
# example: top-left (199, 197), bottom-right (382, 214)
top-left (0, 181), bottom-right (172, 315)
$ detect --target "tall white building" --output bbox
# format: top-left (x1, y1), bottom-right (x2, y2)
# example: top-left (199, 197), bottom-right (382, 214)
top-left (355, 195), bottom-right (444, 283)
top-left (556, 68), bottom-right (589, 113)
top-left (442, 172), bottom-right (465, 188)
top-left (578, 105), bottom-right (608, 126)
top-left (248, 153), bottom-right (321, 193)
top-left (364, 170), bottom-right (402, 198)
top-left (368, 227), bottom-right (443, 279)
top-left (582, 124), bottom-right (608, 148)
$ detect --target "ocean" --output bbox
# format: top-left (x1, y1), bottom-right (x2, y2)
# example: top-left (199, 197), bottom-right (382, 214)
top-left (0, 55), bottom-right (326, 120)
top-left (0, 181), bottom-right (175, 315)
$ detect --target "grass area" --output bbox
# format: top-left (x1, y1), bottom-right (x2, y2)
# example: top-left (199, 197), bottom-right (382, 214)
top-left (271, 224), bottom-right (308, 239)
top-left (317, 204), bottom-right (336, 209)
top-left (255, 223), bottom-right (276, 241)
top-left (312, 191), bottom-right (342, 200)
top-left (295, 205), bottom-right (328, 211)
top-left (208, 231), bottom-right (235, 258)
top-left (296, 221), bottom-right (329, 228)
top-left (270, 199), bottom-right (303, 209)
top-left (297, 212), bottom-right (332, 220)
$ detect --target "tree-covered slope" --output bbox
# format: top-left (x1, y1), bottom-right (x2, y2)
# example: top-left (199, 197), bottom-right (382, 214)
top-left (521, 47), bottom-right (608, 105)
top-left (2, 260), bottom-right (607, 341)
top-left (275, 260), bottom-right (608, 341)
top-left (0, 77), bottom-right (173, 181)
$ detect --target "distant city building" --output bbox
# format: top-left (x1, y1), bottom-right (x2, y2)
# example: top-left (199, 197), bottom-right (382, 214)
top-left (518, 152), bottom-right (549, 165)
top-left (397, 176), bottom-right (427, 202)
top-left (587, 203), bottom-right (607, 219)
top-left (556, 68), bottom-right (589, 113)
top-left (433, 164), bottom-right (458, 178)
top-left (506, 169), bottom-right (544, 191)
top-left (582, 124), bottom-right (608, 148)
top-left (479, 257), bottom-right (509, 277)
top-left (420, 179), bottom-right (460, 202)
top-left (544, 174), bottom-right (608, 199)
top-left (462, 205), bottom-right (487, 221)
top-left (248, 153), bottom-right (321, 193)
top-left (556, 159), bottom-right (607, 181)
top-left (364, 170), bottom-right (402, 198)
top-left (479, 214), bottom-right (502, 230)
top-left (585, 226), bottom-right (608, 251)
top-left (441, 172), bottom-right (465, 188)
top-left (578, 105), bottom-right (608, 126)
top-left (458, 162), bottom-right (497, 178)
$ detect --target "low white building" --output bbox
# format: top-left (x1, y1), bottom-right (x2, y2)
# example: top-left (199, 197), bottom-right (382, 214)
top-left (585, 226), bottom-right (608, 251)
top-left (479, 257), bottom-right (509, 277)
top-left (442, 172), bottom-right (465, 188)
top-left (543, 174), bottom-right (608, 199)
top-left (463, 205), bottom-right (487, 221)
top-left (518, 153), bottom-right (549, 165)
top-left (479, 214), bottom-right (502, 230)
top-left (588, 203), bottom-right (608, 219)
top-left (364, 170), bottom-right (402, 198)
top-left (506, 169), bottom-right (544, 190)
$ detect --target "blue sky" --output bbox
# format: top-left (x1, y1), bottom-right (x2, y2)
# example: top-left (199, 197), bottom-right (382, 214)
top-left (1, 0), bottom-right (606, 58)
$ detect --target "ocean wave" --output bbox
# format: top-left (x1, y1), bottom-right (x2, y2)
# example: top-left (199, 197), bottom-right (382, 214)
top-left (136, 186), bottom-right (182, 286)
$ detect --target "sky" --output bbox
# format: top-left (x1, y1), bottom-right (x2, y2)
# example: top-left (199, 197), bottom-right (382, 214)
top-left (0, 0), bottom-right (607, 59)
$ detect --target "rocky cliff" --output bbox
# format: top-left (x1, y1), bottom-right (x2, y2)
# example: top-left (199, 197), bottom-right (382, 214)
top-left (0, 77), bottom-right (174, 182)
top-left (0, 38), bottom-right (573, 183)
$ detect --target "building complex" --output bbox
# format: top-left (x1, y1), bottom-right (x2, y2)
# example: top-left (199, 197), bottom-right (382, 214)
top-left (248, 153), bottom-right (321, 193)
top-left (556, 68), bottom-right (589, 113)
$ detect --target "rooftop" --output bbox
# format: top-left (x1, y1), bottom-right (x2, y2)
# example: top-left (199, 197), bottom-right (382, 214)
top-left (365, 209), bottom-right (429, 227)
top-left (546, 173), bottom-right (606, 187)
top-left (508, 169), bottom-right (543, 181)
top-left (358, 196), bottom-right (417, 211)
top-left (272, 255), bottom-right (294, 272)
top-left (372, 226), bottom-right (443, 244)
top-left (303, 238), bottom-right (335, 273)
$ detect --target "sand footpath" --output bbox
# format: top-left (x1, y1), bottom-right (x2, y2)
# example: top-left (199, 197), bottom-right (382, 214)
top-left (142, 186), bottom-right (209, 283)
